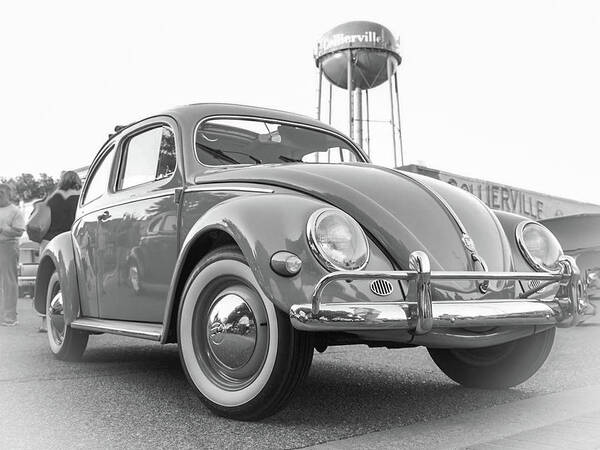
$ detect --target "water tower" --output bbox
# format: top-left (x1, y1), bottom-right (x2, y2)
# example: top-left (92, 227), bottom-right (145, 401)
top-left (314, 21), bottom-right (403, 166)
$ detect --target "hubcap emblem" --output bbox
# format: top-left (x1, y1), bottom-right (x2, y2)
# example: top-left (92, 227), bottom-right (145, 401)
top-left (206, 293), bottom-right (258, 369)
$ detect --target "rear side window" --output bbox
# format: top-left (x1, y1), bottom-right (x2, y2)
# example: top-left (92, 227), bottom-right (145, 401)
top-left (118, 126), bottom-right (176, 190)
top-left (82, 146), bottom-right (115, 205)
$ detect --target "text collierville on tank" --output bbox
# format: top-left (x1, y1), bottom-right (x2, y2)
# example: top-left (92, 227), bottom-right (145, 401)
top-left (318, 31), bottom-right (384, 52)
top-left (447, 178), bottom-right (545, 219)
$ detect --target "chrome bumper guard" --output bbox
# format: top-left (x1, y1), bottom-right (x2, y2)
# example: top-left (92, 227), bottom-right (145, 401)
top-left (290, 251), bottom-right (585, 334)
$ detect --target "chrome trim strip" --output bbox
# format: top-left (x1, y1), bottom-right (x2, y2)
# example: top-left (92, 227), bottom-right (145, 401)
top-left (192, 114), bottom-right (369, 168)
top-left (290, 300), bottom-right (561, 332)
top-left (121, 190), bottom-right (176, 203)
top-left (185, 186), bottom-right (274, 194)
top-left (77, 190), bottom-right (176, 220)
top-left (397, 170), bottom-right (468, 234)
top-left (70, 318), bottom-right (163, 341)
top-left (396, 170), bottom-right (490, 282)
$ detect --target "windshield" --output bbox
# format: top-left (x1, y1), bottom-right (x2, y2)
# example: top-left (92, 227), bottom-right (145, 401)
top-left (195, 118), bottom-right (363, 166)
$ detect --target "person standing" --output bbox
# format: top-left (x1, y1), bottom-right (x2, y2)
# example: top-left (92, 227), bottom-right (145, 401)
top-left (0, 184), bottom-right (25, 327)
top-left (40, 171), bottom-right (82, 251)
top-left (38, 171), bottom-right (82, 331)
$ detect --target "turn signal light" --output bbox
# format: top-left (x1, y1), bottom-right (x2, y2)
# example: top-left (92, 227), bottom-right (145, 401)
top-left (271, 251), bottom-right (302, 277)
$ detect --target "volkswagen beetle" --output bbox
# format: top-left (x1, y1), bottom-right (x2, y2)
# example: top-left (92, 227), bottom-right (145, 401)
top-left (34, 103), bottom-right (587, 420)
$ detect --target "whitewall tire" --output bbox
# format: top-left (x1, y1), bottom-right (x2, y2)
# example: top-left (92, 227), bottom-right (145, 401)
top-left (46, 271), bottom-right (89, 361)
top-left (177, 246), bottom-right (313, 420)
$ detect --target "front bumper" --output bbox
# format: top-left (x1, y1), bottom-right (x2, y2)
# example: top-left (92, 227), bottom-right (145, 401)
top-left (290, 251), bottom-right (586, 334)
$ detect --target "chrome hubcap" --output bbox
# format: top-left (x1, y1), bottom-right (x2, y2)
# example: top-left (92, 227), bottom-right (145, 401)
top-left (48, 291), bottom-right (65, 345)
top-left (193, 280), bottom-right (268, 389)
top-left (207, 294), bottom-right (257, 369)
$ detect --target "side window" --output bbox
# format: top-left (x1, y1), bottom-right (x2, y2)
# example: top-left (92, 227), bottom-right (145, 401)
top-left (118, 126), bottom-right (176, 190)
top-left (82, 146), bottom-right (115, 205)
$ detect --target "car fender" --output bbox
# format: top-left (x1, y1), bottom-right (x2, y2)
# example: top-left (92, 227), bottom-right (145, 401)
top-left (493, 210), bottom-right (543, 272)
top-left (34, 232), bottom-right (81, 324)
top-left (161, 192), bottom-right (393, 343)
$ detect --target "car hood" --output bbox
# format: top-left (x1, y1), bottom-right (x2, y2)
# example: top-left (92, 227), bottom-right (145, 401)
top-left (195, 163), bottom-right (512, 275)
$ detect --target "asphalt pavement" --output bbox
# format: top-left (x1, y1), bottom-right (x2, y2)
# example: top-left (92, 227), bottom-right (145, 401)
top-left (1, 298), bottom-right (599, 449)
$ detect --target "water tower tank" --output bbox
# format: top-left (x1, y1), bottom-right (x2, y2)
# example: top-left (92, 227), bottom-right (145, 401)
top-left (314, 21), bottom-right (401, 90)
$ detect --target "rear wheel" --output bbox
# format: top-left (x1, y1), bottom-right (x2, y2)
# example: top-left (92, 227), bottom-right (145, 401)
top-left (47, 272), bottom-right (89, 361)
top-left (177, 246), bottom-right (313, 420)
top-left (428, 328), bottom-right (555, 388)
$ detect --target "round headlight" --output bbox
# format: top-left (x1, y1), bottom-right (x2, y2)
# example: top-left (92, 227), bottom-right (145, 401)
top-left (307, 208), bottom-right (369, 271)
top-left (516, 221), bottom-right (563, 273)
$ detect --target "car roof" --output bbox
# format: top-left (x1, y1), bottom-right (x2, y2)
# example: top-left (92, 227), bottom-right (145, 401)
top-left (108, 103), bottom-right (348, 142)
top-left (101, 103), bottom-right (366, 164)
top-left (160, 102), bottom-right (343, 134)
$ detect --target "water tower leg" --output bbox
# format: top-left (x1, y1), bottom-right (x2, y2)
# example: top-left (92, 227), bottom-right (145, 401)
top-left (347, 49), bottom-right (354, 140)
top-left (394, 72), bottom-right (404, 166)
top-left (328, 82), bottom-right (333, 125)
top-left (316, 63), bottom-right (323, 121)
top-left (387, 56), bottom-right (398, 168)
top-left (365, 89), bottom-right (371, 157)
top-left (354, 88), bottom-right (363, 149)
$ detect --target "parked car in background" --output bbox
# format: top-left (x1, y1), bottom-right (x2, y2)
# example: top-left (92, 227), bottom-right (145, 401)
top-left (541, 213), bottom-right (600, 308)
top-left (34, 103), bottom-right (589, 420)
top-left (18, 238), bottom-right (39, 298)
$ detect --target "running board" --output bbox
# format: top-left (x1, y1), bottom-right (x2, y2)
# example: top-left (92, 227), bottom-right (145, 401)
top-left (70, 318), bottom-right (163, 341)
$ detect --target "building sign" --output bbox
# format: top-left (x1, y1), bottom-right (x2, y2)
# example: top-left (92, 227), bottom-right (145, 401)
top-left (401, 165), bottom-right (600, 220)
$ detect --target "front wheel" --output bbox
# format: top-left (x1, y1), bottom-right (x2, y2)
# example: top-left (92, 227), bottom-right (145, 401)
top-left (47, 272), bottom-right (89, 361)
top-left (177, 246), bottom-right (313, 421)
top-left (428, 327), bottom-right (555, 388)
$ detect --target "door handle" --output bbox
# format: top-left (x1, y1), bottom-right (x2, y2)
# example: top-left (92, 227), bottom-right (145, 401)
top-left (97, 211), bottom-right (111, 222)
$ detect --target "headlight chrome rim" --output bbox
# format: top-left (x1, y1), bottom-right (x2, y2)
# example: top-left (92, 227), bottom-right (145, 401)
top-left (307, 208), bottom-right (370, 272)
top-left (516, 221), bottom-right (563, 274)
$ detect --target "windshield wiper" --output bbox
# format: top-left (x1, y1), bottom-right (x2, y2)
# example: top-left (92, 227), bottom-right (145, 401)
top-left (196, 143), bottom-right (240, 165)
top-left (279, 155), bottom-right (304, 163)
top-left (197, 142), bottom-right (263, 165)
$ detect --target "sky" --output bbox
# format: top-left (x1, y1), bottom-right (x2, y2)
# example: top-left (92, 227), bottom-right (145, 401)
top-left (1, 0), bottom-right (599, 203)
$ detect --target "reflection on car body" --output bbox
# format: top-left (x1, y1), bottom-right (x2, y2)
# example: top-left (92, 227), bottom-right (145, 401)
top-left (34, 103), bottom-right (589, 421)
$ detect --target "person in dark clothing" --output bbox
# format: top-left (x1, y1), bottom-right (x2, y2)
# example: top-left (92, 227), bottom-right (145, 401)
top-left (38, 170), bottom-right (82, 331)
